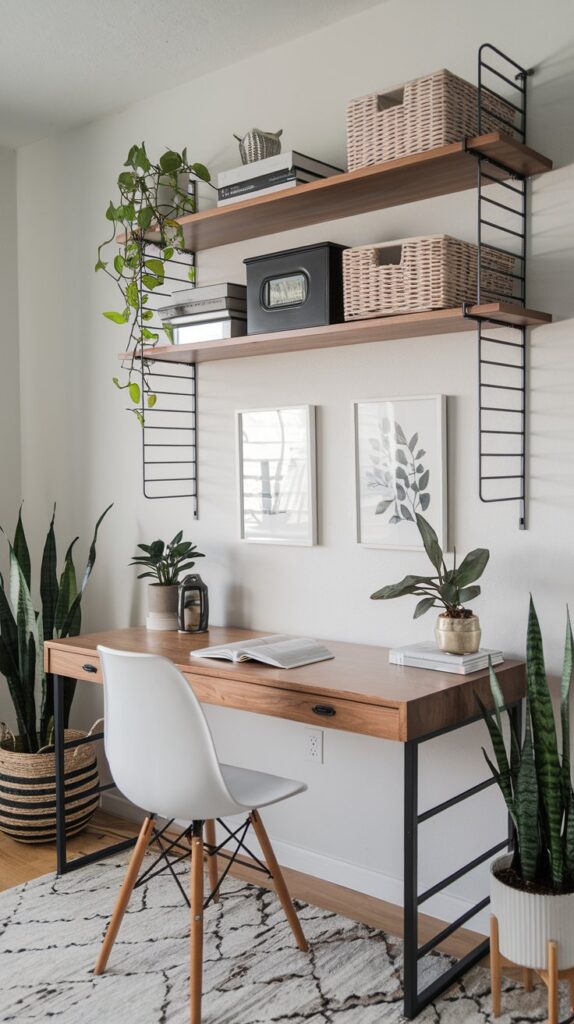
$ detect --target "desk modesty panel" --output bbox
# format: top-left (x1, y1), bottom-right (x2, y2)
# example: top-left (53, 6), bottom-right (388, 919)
top-left (44, 627), bottom-right (525, 742)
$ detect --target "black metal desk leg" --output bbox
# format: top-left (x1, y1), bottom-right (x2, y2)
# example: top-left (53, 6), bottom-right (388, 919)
top-left (53, 674), bottom-right (67, 875)
top-left (403, 740), bottom-right (419, 1019)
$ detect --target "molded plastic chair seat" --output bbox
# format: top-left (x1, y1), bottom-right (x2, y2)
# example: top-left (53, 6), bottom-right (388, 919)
top-left (221, 763), bottom-right (306, 811)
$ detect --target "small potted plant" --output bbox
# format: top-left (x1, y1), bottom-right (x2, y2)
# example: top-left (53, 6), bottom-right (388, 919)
top-left (0, 504), bottom-right (111, 842)
top-left (130, 531), bottom-right (205, 630)
top-left (482, 599), bottom-right (574, 1017)
top-left (370, 514), bottom-right (489, 654)
top-left (96, 142), bottom-right (214, 425)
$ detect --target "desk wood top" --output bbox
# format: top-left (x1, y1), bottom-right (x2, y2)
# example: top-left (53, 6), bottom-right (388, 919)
top-left (45, 626), bottom-right (525, 741)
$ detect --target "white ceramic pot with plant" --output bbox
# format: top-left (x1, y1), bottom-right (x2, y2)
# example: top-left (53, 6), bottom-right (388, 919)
top-left (482, 601), bottom-right (574, 1015)
top-left (370, 513), bottom-right (489, 655)
top-left (130, 531), bottom-right (205, 631)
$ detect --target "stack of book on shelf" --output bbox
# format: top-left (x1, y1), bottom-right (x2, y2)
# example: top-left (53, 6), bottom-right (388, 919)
top-left (217, 151), bottom-right (343, 206)
top-left (159, 283), bottom-right (247, 343)
top-left (389, 641), bottom-right (504, 675)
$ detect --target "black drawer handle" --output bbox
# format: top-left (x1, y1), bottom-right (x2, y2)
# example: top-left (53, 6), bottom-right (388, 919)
top-left (82, 663), bottom-right (98, 673)
top-left (312, 704), bottom-right (336, 718)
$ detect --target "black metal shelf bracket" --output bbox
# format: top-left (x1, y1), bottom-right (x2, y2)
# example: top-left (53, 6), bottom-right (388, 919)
top-left (463, 44), bottom-right (533, 529)
top-left (120, 179), bottom-right (199, 512)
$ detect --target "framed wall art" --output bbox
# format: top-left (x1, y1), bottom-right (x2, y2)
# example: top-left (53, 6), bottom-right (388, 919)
top-left (353, 394), bottom-right (447, 551)
top-left (237, 405), bottom-right (317, 545)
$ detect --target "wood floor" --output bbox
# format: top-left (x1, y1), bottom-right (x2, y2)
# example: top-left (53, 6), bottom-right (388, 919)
top-left (0, 809), bottom-right (486, 962)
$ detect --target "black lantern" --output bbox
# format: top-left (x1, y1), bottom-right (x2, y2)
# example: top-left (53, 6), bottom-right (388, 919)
top-left (178, 574), bottom-right (209, 633)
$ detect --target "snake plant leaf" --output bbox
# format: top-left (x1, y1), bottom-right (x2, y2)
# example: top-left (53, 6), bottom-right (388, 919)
top-left (455, 549), bottom-right (490, 588)
top-left (40, 506), bottom-right (58, 642)
top-left (414, 514), bottom-right (443, 574)
top-left (477, 693), bottom-right (514, 809)
top-left (514, 713), bottom-right (540, 883)
top-left (560, 609), bottom-right (573, 804)
top-left (13, 507), bottom-right (31, 589)
top-left (58, 504), bottom-right (113, 639)
top-left (527, 597), bottom-right (564, 889)
top-left (482, 746), bottom-right (516, 825)
top-left (54, 538), bottom-right (79, 636)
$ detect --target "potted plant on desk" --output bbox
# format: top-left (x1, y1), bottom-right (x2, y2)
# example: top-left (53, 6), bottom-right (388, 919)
top-left (482, 599), bottom-right (574, 1022)
top-left (130, 531), bottom-right (205, 631)
top-left (0, 504), bottom-right (111, 842)
top-left (370, 514), bottom-right (489, 654)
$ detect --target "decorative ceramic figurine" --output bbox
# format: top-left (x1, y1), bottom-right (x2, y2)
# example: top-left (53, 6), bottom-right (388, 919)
top-left (233, 128), bottom-right (283, 164)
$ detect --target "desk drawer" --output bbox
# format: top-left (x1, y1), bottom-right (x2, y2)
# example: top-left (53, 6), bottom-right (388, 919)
top-left (46, 649), bottom-right (103, 683)
top-left (186, 672), bottom-right (400, 740)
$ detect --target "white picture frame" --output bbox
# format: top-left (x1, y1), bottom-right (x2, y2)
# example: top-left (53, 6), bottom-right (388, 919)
top-left (353, 395), bottom-right (447, 551)
top-left (236, 405), bottom-right (317, 546)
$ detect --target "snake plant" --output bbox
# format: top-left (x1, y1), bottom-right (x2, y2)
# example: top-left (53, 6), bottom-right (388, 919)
top-left (0, 504), bottom-right (112, 753)
top-left (481, 598), bottom-right (574, 892)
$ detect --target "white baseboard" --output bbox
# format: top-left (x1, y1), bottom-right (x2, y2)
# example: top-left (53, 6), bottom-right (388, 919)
top-left (101, 793), bottom-right (488, 935)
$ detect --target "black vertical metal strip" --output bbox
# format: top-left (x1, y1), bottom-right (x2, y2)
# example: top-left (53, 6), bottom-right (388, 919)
top-left (403, 741), bottom-right (419, 1019)
top-left (54, 674), bottom-right (67, 875)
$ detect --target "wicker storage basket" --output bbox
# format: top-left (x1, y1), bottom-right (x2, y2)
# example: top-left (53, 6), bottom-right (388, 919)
top-left (343, 235), bottom-right (515, 320)
top-left (0, 730), bottom-right (99, 843)
top-left (347, 69), bottom-right (515, 170)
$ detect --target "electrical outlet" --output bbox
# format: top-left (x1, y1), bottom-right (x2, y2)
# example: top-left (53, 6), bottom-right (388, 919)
top-left (305, 728), bottom-right (324, 764)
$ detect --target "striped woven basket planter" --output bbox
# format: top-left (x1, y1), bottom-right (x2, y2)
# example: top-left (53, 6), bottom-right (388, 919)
top-left (0, 730), bottom-right (99, 843)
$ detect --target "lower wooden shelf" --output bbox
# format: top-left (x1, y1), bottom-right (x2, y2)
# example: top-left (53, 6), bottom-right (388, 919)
top-left (121, 303), bottom-right (552, 365)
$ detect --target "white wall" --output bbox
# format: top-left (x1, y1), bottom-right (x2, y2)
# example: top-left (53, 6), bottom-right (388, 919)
top-left (14, 0), bottom-right (574, 928)
top-left (0, 144), bottom-right (21, 727)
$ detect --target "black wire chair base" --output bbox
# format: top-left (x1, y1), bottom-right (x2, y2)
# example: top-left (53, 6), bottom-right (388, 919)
top-left (133, 817), bottom-right (273, 910)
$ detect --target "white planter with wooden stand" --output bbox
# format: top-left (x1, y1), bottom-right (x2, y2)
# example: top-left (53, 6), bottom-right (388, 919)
top-left (490, 854), bottom-right (574, 1024)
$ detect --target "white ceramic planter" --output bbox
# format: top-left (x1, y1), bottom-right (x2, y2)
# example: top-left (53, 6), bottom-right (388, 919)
top-left (491, 854), bottom-right (574, 970)
top-left (146, 584), bottom-right (179, 631)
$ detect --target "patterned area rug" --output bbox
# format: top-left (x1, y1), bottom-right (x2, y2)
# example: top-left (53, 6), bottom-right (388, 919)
top-left (0, 854), bottom-right (564, 1022)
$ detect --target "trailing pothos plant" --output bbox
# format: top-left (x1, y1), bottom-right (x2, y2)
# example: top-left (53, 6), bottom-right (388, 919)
top-left (371, 514), bottom-right (489, 620)
top-left (480, 599), bottom-right (574, 894)
top-left (0, 504), bottom-right (112, 753)
top-left (95, 142), bottom-right (213, 425)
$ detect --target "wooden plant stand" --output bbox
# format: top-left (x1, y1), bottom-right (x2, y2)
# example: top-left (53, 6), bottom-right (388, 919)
top-left (491, 915), bottom-right (574, 1024)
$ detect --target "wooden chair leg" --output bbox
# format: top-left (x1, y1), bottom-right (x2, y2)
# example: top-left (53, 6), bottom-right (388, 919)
top-left (490, 914), bottom-right (502, 1017)
top-left (94, 815), bottom-right (155, 975)
top-left (522, 967), bottom-right (534, 992)
top-left (249, 809), bottom-right (308, 953)
top-left (190, 821), bottom-right (204, 1024)
top-left (204, 819), bottom-right (219, 903)
top-left (548, 940), bottom-right (559, 1024)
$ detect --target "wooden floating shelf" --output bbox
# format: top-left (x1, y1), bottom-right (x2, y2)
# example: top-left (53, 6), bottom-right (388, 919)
top-left (137, 132), bottom-right (551, 253)
top-left (121, 304), bottom-right (552, 365)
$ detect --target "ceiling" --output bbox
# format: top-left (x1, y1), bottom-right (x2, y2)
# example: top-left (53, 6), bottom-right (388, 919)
top-left (0, 0), bottom-right (383, 147)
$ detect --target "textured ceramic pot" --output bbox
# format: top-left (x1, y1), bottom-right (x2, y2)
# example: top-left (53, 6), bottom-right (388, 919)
top-left (147, 584), bottom-right (179, 631)
top-left (491, 854), bottom-right (574, 970)
top-left (435, 613), bottom-right (481, 654)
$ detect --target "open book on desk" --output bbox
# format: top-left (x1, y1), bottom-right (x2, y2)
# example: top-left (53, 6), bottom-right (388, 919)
top-left (190, 634), bottom-right (334, 670)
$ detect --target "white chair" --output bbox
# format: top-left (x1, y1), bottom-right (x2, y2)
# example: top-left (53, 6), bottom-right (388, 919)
top-left (93, 646), bottom-right (309, 1024)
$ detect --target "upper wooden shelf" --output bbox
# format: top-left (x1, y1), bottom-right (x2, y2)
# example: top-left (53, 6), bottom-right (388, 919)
top-left (161, 133), bottom-right (551, 252)
top-left (121, 303), bottom-right (552, 365)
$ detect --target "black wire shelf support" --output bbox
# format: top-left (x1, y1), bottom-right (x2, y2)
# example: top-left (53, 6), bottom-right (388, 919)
top-left (464, 44), bottom-right (533, 529)
top-left (120, 178), bottom-right (199, 511)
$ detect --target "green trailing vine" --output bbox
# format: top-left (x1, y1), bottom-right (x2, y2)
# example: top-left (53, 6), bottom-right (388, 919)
top-left (96, 142), bottom-right (213, 425)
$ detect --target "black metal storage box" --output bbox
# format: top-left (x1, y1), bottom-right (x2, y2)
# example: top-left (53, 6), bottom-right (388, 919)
top-left (244, 242), bottom-right (347, 334)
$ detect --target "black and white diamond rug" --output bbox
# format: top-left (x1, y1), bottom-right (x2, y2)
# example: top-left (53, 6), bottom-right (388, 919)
top-left (0, 855), bottom-right (562, 1022)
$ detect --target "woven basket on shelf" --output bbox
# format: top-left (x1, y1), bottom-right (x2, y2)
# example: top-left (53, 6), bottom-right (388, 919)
top-left (0, 730), bottom-right (99, 843)
top-left (343, 235), bottom-right (515, 320)
top-left (346, 69), bottom-right (516, 171)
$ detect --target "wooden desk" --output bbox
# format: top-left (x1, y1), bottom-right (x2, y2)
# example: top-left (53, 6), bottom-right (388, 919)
top-left (44, 626), bottom-right (525, 1018)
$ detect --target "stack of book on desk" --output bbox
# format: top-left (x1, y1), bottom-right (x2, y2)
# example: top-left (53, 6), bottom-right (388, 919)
top-left (159, 283), bottom-right (247, 343)
top-left (217, 151), bottom-right (343, 206)
top-left (389, 641), bottom-right (504, 675)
